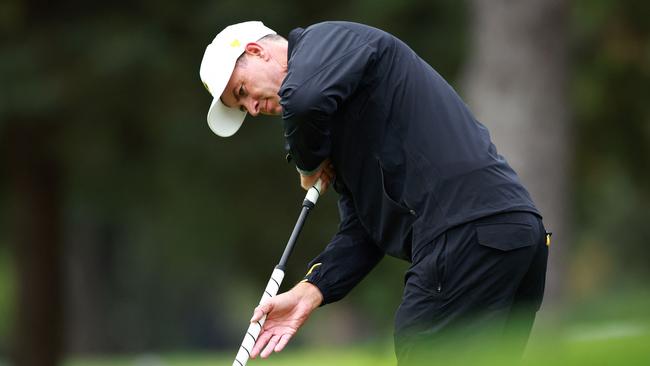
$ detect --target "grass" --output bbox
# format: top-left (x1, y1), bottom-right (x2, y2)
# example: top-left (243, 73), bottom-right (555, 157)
top-left (66, 346), bottom-right (395, 366)
top-left (65, 324), bottom-right (650, 366)
top-left (62, 288), bottom-right (650, 366)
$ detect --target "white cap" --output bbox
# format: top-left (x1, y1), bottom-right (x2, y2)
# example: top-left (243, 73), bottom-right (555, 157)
top-left (199, 21), bottom-right (276, 137)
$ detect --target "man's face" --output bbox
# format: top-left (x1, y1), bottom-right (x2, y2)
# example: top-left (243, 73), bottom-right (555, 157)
top-left (220, 47), bottom-right (285, 117)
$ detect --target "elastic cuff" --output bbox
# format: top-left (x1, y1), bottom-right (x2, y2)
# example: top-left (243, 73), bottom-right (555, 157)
top-left (301, 278), bottom-right (331, 306)
top-left (301, 263), bottom-right (332, 306)
top-left (296, 165), bottom-right (320, 177)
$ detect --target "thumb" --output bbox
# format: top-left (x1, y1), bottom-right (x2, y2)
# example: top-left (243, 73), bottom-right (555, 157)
top-left (250, 301), bottom-right (274, 323)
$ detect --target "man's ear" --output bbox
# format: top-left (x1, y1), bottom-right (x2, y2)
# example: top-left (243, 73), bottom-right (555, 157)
top-left (244, 42), bottom-right (267, 59)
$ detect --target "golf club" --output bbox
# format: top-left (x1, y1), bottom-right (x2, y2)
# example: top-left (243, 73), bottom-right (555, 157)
top-left (232, 179), bottom-right (323, 366)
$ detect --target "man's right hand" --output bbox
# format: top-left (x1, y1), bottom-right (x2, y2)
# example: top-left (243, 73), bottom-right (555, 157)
top-left (250, 282), bottom-right (323, 359)
top-left (299, 158), bottom-right (335, 194)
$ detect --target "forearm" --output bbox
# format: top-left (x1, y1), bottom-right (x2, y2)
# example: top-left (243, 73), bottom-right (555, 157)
top-left (303, 236), bottom-right (384, 305)
top-left (283, 117), bottom-right (331, 174)
top-left (301, 193), bottom-right (384, 304)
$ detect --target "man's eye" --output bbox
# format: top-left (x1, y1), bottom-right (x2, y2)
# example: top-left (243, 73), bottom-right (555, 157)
top-left (239, 85), bottom-right (245, 96)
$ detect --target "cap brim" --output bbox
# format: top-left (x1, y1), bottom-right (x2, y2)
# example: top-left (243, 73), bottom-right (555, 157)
top-left (207, 97), bottom-right (247, 137)
top-left (202, 43), bottom-right (247, 137)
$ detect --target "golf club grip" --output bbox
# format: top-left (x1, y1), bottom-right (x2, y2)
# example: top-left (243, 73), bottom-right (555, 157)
top-left (304, 178), bottom-right (323, 206)
top-left (233, 267), bottom-right (285, 366)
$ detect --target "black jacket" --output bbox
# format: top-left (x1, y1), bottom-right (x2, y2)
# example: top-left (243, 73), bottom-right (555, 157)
top-left (279, 22), bottom-right (539, 305)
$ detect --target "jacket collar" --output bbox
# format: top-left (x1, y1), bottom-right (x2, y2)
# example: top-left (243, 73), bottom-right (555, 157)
top-left (287, 27), bottom-right (305, 60)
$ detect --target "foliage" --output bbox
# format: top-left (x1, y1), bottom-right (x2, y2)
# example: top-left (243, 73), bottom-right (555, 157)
top-left (571, 0), bottom-right (650, 292)
top-left (0, 0), bottom-right (466, 354)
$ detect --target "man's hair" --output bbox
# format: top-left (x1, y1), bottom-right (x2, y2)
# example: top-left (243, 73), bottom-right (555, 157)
top-left (235, 34), bottom-right (286, 67)
top-left (259, 34), bottom-right (285, 43)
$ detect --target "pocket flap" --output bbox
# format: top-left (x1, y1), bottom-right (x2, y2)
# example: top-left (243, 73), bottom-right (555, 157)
top-left (476, 223), bottom-right (535, 251)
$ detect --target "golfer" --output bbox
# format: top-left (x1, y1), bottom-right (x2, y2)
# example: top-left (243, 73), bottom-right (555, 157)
top-left (200, 21), bottom-right (549, 364)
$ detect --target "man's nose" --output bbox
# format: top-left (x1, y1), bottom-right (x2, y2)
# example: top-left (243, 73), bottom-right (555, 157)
top-left (244, 98), bottom-right (260, 116)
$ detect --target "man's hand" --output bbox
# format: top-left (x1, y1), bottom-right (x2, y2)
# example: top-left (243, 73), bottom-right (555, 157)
top-left (250, 282), bottom-right (323, 359)
top-left (300, 159), bottom-right (335, 193)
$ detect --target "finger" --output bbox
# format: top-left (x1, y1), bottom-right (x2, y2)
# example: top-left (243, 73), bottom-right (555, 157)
top-left (320, 176), bottom-right (329, 193)
top-left (251, 330), bottom-right (273, 358)
top-left (274, 333), bottom-right (292, 352)
top-left (322, 172), bottom-right (332, 191)
top-left (261, 335), bottom-right (281, 358)
top-left (250, 309), bottom-right (264, 323)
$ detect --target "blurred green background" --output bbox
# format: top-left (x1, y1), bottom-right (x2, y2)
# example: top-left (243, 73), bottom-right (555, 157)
top-left (1, 0), bottom-right (649, 365)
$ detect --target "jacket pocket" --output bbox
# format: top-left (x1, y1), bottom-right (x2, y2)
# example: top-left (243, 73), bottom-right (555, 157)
top-left (420, 234), bottom-right (447, 294)
top-left (377, 159), bottom-right (411, 213)
top-left (367, 158), bottom-right (416, 260)
top-left (476, 223), bottom-right (535, 251)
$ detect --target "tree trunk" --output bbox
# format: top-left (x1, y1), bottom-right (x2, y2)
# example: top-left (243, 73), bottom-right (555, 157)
top-left (462, 0), bottom-right (570, 306)
top-left (5, 122), bottom-right (64, 366)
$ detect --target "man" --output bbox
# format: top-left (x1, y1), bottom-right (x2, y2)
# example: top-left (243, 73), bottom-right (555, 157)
top-left (200, 21), bottom-right (549, 364)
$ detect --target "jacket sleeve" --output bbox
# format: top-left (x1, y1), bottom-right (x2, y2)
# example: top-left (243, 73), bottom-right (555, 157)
top-left (281, 25), bottom-right (376, 173)
top-left (301, 192), bottom-right (384, 305)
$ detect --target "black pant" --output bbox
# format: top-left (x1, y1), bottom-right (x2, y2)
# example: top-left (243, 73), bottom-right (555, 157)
top-left (394, 211), bottom-right (548, 365)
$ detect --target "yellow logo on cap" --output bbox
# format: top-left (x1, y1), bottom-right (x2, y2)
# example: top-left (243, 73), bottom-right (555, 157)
top-left (230, 39), bottom-right (241, 48)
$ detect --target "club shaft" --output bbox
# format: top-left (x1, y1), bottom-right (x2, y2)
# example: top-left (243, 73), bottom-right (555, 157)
top-left (278, 205), bottom-right (312, 270)
top-left (232, 181), bottom-right (322, 366)
top-left (232, 206), bottom-right (311, 366)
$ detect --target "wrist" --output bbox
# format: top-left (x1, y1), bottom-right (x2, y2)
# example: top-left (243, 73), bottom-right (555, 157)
top-left (295, 281), bottom-right (323, 309)
top-left (297, 165), bottom-right (320, 177)
top-left (297, 158), bottom-right (328, 177)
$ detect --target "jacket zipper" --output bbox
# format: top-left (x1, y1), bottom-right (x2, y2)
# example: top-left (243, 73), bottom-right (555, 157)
top-left (435, 233), bottom-right (446, 293)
